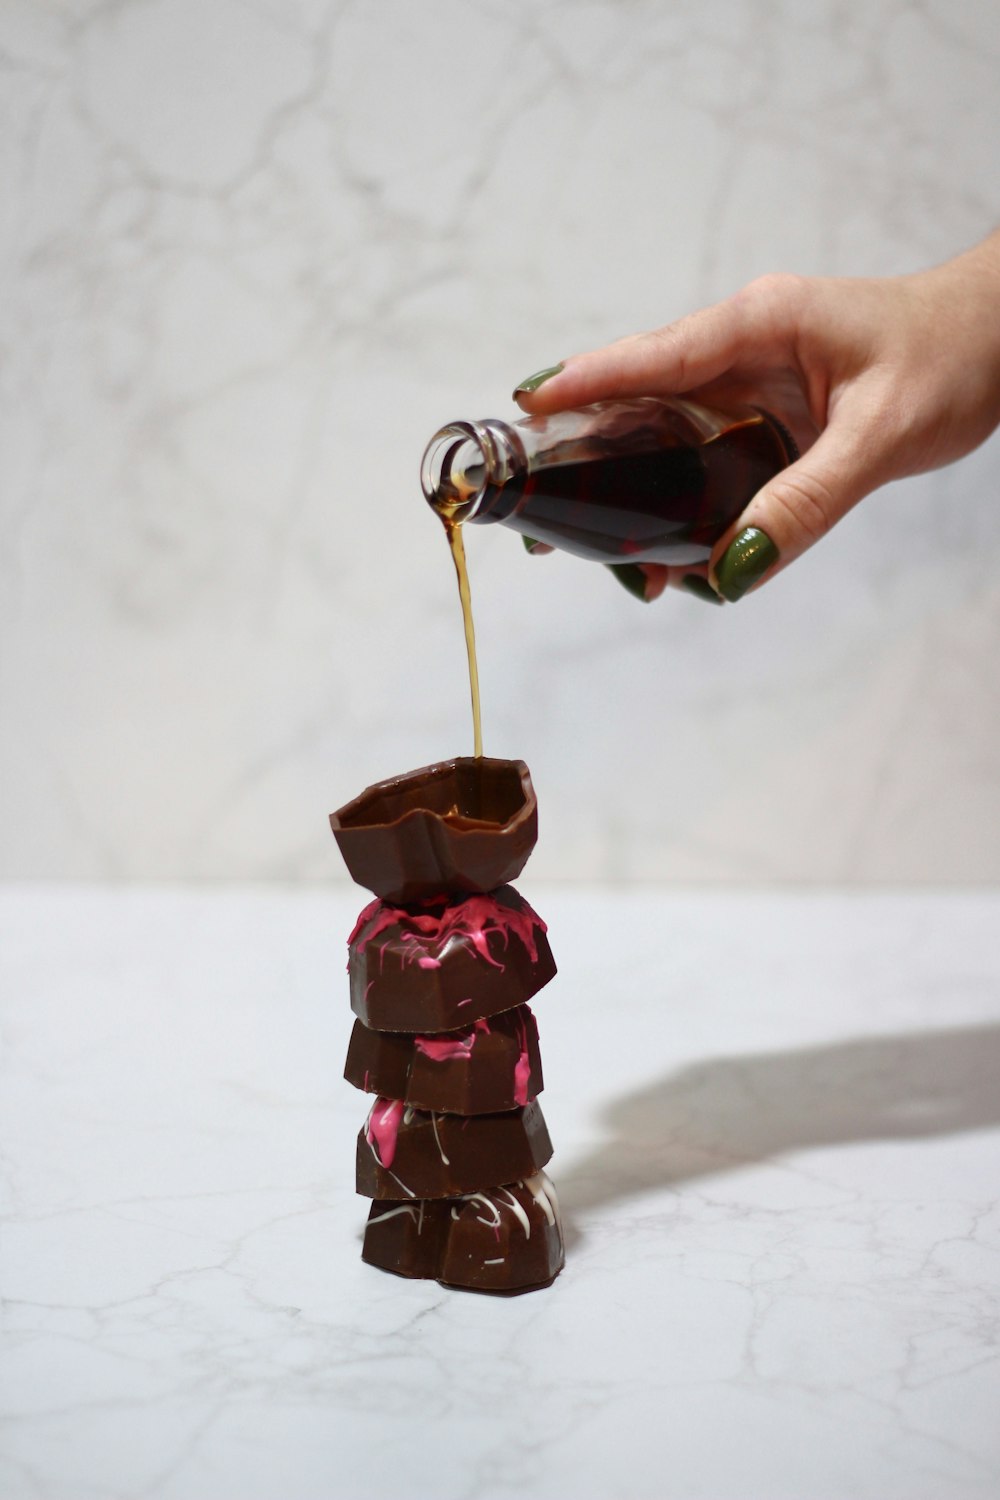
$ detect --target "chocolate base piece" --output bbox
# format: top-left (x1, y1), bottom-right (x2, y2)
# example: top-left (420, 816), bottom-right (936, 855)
top-left (357, 1097), bottom-right (553, 1200)
top-left (361, 1200), bottom-right (451, 1281)
top-left (362, 1173), bottom-right (565, 1295)
top-left (344, 1005), bottom-right (543, 1115)
top-left (330, 757), bottom-right (537, 904)
top-left (348, 885), bottom-right (556, 1034)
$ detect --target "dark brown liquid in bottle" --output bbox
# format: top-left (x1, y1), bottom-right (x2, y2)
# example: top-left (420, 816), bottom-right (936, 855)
top-left (442, 517), bottom-right (483, 759)
top-left (495, 412), bottom-right (791, 563)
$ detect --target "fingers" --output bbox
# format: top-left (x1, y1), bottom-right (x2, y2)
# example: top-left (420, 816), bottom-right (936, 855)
top-left (605, 564), bottom-right (724, 606)
top-left (512, 276), bottom-right (806, 414)
top-left (510, 274), bottom-right (913, 603)
top-left (522, 536), bottom-right (674, 604)
top-left (514, 304), bottom-right (741, 412)
top-left (707, 403), bottom-right (882, 601)
top-left (604, 562), bottom-right (670, 602)
top-left (525, 406), bottom-right (883, 607)
top-left (523, 540), bottom-right (671, 603)
top-left (527, 542), bottom-right (724, 609)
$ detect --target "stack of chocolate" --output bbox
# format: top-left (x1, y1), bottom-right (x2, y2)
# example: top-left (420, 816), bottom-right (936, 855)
top-left (330, 756), bottom-right (564, 1294)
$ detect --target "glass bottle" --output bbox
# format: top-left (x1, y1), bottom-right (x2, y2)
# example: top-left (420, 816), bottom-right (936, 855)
top-left (420, 397), bottom-right (799, 566)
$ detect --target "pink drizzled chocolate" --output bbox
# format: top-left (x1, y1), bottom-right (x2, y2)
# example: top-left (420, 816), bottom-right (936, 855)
top-left (413, 1027), bottom-right (482, 1062)
top-left (512, 1011), bottom-right (532, 1108)
top-left (356, 1098), bottom-right (553, 1201)
top-left (348, 890), bottom-right (545, 972)
top-left (347, 885), bottom-right (556, 1034)
top-left (364, 1097), bottom-right (404, 1168)
top-left (344, 1004), bottom-right (542, 1115)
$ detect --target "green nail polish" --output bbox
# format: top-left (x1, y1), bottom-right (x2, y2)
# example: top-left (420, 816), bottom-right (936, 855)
top-left (680, 574), bottom-right (725, 605)
top-left (607, 563), bottom-right (648, 602)
top-left (512, 363), bottom-right (564, 398)
top-left (714, 527), bottom-right (779, 603)
top-left (522, 535), bottom-right (542, 554)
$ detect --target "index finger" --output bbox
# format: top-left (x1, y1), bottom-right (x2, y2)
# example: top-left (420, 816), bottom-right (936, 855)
top-left (513, 298), bottom-right (749, 413)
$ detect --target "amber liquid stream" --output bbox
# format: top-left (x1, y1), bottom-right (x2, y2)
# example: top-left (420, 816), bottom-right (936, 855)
top-left (443, 517), bottom-right (483, 759)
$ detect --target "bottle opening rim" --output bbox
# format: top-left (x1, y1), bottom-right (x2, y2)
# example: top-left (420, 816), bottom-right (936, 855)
top-left (420, 420), bottom-right (492, 522)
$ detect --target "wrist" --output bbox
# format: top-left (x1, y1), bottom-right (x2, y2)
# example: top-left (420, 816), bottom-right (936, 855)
top-left (909, 232), bottom-right (1000, 448)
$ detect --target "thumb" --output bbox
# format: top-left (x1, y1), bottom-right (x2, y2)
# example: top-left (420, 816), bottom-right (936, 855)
top-left (708, 414), bottom-right (880, 602)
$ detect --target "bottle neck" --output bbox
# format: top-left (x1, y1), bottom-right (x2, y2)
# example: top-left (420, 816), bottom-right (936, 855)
top-left (421, 419), bottom-right (527, 524)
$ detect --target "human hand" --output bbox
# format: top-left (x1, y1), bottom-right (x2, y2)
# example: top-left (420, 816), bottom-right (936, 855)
top-left (513, 231), bottom-right (1000, 602)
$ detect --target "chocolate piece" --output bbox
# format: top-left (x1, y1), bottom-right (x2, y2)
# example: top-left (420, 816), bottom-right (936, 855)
top-left (357, 1097), bottom-right (553, 1200)
top-left (344, 1004), bottom-right (543, 1115)
top-left (330, 757), bottom-right (537, 904)
top-left (348, 885), bottom-right (555, 1033)
top-left (361, 1199), bottom-right (451, 1281)
top-left (440, 1173), bottom-right (565, 1294)
top-left (362, 1173), bottom-right (565, 1294)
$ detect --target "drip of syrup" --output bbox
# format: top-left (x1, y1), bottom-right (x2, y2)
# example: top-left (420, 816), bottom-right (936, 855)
top-left (442, 515), bottom-right (483, 759)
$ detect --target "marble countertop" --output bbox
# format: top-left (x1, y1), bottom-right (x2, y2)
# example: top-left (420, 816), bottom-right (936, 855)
top-left (2, 884), bottom-right (999, 1500)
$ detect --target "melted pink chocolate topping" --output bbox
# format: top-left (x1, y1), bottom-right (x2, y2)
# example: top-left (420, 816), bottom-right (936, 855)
top-left (411, 1013), bottom-right (533, 1105)
top-left (365, 1097), bottom-right (404, 1168)
top-left (513, 1058), bottom-right (531, 1108)
top-left (512, 1011), bottom-right (531, 1106)
top-left (413, 1017), bottom-right (489, 1063)
top-left (348, 892), bottom-right (546, 975)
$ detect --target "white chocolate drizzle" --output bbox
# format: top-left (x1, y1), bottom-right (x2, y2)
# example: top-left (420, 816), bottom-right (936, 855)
top-left (525, 1171), bottom-right (560, 1229)
top-left (498, 1187), bottom-right (532, 1239)
top-left (367, 1204), bottom-right (418, 1227)
top-left (430, 1111), bottom-right (450, 1166)
top-left (384, 1167), bottom-right (415, 1198)
top-left (464, 1192), bottom-right (502, 1230)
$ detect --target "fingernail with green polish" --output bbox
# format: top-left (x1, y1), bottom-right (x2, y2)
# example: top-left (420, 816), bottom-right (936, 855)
top-left (607, 563), bottom-right (649, 602)
top-left (522, 535), bottom-right (542, 554)
top-left (714, 527), bottom-right (779, 603)
top-left (512, 363), bottom-right (564, 398)
top-left (681, 574), bottom-right (725, 605)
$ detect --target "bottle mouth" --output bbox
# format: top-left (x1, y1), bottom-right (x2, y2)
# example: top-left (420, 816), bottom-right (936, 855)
top-left (420, 421), bottom-right (491, 523)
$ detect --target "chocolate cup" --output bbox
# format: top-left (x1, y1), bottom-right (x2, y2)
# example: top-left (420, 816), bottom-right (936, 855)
top-left (347, 885), bottom-right (556, 1034)
top-left (362, 1172), bottom-right (565, 1295)
top-left (329, 757), bottom-right (537, 904)
top-left (356, 1098), bottom-right (553, 1200)
top-left (344, 1004), bottom-right (543, 1115)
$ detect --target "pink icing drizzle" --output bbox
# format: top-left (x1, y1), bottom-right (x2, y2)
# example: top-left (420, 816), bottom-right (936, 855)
top-left (347, 892), bottom-right (545, 975)
top-left (410, 1013), bottom-right (532, 1104)
top-left (512, 1010), bottom-right (531, 1106)
top-left (413, 1016), bottom-right (489, 1063)
top-left (365, 1097), bottom-right (404, 1168)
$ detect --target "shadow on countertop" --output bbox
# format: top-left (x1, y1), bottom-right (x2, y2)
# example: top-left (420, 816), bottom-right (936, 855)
top-left (557, 1022), bottom-right (1000, 1237)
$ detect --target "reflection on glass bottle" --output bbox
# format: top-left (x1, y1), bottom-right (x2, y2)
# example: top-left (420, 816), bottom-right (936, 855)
top-left (421, 397), bottom-right (799, 566)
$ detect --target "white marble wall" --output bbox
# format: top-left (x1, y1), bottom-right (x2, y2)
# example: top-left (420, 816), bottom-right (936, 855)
top-left (1, 0), bottom-right (998, 882)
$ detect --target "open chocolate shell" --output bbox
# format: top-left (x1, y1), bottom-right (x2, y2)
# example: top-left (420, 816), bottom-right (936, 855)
top-left (330, 757), bottom-right (537, 904)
